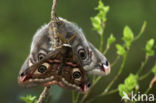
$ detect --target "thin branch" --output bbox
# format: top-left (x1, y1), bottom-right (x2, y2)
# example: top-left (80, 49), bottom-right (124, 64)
top-left (72, 91), bottom-right (76, 103)
top-left (111, 56), bottom-right (120, 67)
top-left (137, 55), bottom-right (149, 75)
top-left (150, 76), bottom-right (156, 88)
top-left (75, 93), bottom-right (80, 103)
top-left (134, 21), bottom-right (147, 41)
top-left (139, 70), bottom-right (152, 80)
top-left (37, 86), bottom-right (51, 103)
top-left (49, 0), bottom-right (59, 48)
top-left (72, 91), bottom-right (80, 103)
top-left (38, 0), bottom-right (59, 103)
top-left (86, 88), bottom-right (118, 103)
top-left (51, 0), bottom-right (58, 21)
top-left (144, 87), bottom-right (151, 94)
top-left (103, 44), bottom-right (109, 55)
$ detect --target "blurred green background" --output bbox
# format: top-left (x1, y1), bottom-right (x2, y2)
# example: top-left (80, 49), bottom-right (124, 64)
top-left (0, 0), bottom-right (156, 103)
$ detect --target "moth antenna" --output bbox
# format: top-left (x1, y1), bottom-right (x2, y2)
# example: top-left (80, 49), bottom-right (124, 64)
top-left (57, 34), bottom-right (67, 43)
top-left (68, 34), bottom-right (76, 43)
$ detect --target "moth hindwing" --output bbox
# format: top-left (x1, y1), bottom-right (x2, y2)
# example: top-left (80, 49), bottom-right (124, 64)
top-left (18, 45), bottom-right (91, 93)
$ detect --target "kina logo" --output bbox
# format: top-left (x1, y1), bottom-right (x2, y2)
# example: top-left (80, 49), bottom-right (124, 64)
top-left (121, 91), bottom-right (155, 102)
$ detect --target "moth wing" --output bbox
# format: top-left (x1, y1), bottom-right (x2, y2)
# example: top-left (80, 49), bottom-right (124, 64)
top-left (19, 56), bottom-right (30, 75)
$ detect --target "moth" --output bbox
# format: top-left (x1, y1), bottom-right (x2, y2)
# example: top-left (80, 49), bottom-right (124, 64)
top-left (21, 17), bottom-right (110, 76)
top-left (18, 44), bottom-right (91, 93)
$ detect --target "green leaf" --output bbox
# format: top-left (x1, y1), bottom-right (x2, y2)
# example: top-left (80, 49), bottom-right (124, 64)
top-left (95, 0), bottom-right (109, 14)
top-left (145, 38), bottom-right (155, 56)
top-left (107, 34), bottom-right (116, 45)
top-left (20, 95), bottom-right (37, 103)
top-left (152, 64), bottom-right (156, 76)
top-left (124, 74), bottom-right (138, 92)
top-left (116, 44), bottom-right (126, 56)
top-left (122, 26), bottom-right (134, 47)
top-left (118, 84), bottom-right (128, 97)
top-left (118, 74), bottom-right (139, 97)
top-left (91, 16), bottom-right (103, 34)
top-left (91, 0), bottom-right (109, 35)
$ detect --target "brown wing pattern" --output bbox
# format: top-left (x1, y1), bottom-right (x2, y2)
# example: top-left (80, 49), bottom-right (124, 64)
top-left (18, 45), bottom-right (91, 92)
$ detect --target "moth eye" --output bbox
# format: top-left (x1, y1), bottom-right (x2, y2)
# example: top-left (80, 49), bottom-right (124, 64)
top-left (105, 60), bottom-right (109, 67)
top-left (38, 65), bottom-right (47, 73)
top-left (73, 71), bottom-right (81, 79)
top-left (38, 53), bottom-right (46, 61)
top-left (78, 49), bottom-right (86, 60)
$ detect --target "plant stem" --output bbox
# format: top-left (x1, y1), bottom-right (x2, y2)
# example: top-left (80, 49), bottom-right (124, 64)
top-left (49, 0), bottom-right (60, 48)
top-left (99, 22), bottom-right (105, 52)
top-left (139, 71), bottom-right (152, 80)
top-left (75, 93), bottom-right (80, 103)
top-left (137, 55), bottom-right (149, 75)
top-left (99, 33), bottom-right (104, 52)
top-left (144, 87), bottom-right (151, 94)
top-left (37, 86), bottom-right (51, 103)
top-left (72, 91), bottom-right (76, 103)
top-left (103, 44), bottom-right (109, 55)
top-left (86, 89), bottom-right (118, 103)
top-left (134, 21), bottom-right (147, 41)
top-left (111, 56), bottom-right (120, 67)
top-left (150, 76), bottom-right (156, 88)
top-left (100, 88), bottom-right (118, 97)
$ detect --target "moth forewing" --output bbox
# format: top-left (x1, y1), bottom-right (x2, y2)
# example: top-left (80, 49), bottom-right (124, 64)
top-left (18, 45), bottom-right (91, 93)
top-left (18, 46), bottom-right (63, 86)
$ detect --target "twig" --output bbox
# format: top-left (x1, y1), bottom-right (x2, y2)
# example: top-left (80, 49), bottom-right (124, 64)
top-left (38, 0), bottom-right (59, 102)
top-left (49, 0), bottom-right (59, 48)
top-left (150, 76), bottom-right (156, 88)
top-left (111, 56), bottom-right (120, 67)
top-left (137, 55), bottom-right (149, 75)
top-left (99, 22), bottom-right (105, 52)
top-left (37, 86), bottom-right (51, 103)
top-left (144, 87), bottom-right (151, 94)
top-left (134, 21), bottom-right (147, 41)
top-left (139, 70), bottom-right (152, 80)
top-left (86, 88), bottom-right (118, 103)
top-left (51, 0), bottom-right (57, 21)
top-left (75, 93), bottom-right (80, 103)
